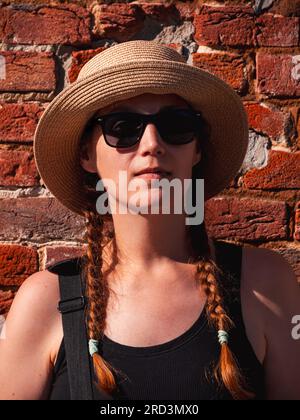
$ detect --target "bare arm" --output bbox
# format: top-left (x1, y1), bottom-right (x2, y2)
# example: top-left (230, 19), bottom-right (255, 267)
top-left (0, 271), bottom-right (60, 400)
top-left (247, 247), bottom-right (300, 400)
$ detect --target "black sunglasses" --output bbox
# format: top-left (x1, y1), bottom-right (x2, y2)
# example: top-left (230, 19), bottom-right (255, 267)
top-left (91, 108), bottom-right (204, 149)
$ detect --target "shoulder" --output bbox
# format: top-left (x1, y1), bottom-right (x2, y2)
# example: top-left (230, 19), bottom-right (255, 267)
top-left (4, 268), bottom-right (62, 361)
top-left (241, 245), bottom-right (300, 399)
top-left (0, 269), bottom-right (61, 399)
top-left (241, 244), bottom-right (299, 357)
top-left (8, 268), bottom-right (60, 324)
top-left (241, 244), bottom-right (298, 303)
top-left (2, 257), bottom-right (81, 366)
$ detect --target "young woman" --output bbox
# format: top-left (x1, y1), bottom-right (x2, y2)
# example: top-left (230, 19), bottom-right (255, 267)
top-left (0, 41), bottom-right (299, 400)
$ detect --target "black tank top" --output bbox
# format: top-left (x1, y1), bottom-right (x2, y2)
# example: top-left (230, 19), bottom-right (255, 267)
top-left (47, 240), bottom-right (265, 400)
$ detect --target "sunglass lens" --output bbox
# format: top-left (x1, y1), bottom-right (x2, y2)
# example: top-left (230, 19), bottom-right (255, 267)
top-left (157, 110), bottom-right (198, 145)
top-left (104, 113), bottom-right (143, 148)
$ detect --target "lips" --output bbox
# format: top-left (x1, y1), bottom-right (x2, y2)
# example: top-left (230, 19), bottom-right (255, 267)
top-left (134, 168), bottom-right (171, 177)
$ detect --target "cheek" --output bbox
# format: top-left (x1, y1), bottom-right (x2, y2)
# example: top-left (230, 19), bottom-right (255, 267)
top-left (173, 145), bottom-right (196, 177)
top-left (96, 138), bottom-right (131, 180)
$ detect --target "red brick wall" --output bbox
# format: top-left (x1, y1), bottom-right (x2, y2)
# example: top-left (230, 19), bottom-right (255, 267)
top-left (0, 0), bottom-right (299, 315)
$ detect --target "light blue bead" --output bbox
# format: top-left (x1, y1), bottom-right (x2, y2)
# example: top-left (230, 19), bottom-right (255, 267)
top-left (218, 330), bottom-right (229, 345)
top-left (89, 338), bottom-right (99, 356)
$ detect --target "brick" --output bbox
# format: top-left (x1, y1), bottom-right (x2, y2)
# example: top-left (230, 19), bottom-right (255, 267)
top-left (175, 1), bottom-right (200, 20)
top-left (269, 0), bottom-right (300, 17)
top-left (257, 53), bottom-right (300, 97)
top-left (289, 106), bottom-right (300, 149)
top-left (244, 102), bottom-right (291, 140)
top-left (255, 14), bottom-right (299, 47)
top-left (140, 3), bottom-right (180, 24)
top-left (44, 245), bottom-right (85, 270)
top-left (0, 4), bottom-right (91, 45)
top-left (92, 3), bottom-right (145, 42)
top-left (205, 196), bottom-right (288, 241)
top-left (0, 197), bottom-right (85, 242)
top-left (243, 150), bottom-right (300, 190)
top-left (0, 51), bottom-right (55, 92)
top-left (68, 47), bottom-right (106, 83)
top-left (295, 202), bottom-right (300, 241)
top-left (192, 51), bottom-right (246, 93)
top-left (194, 5), bottom-right (255, 47)
top-left (0, 103), bottom-right (45, 143)
top-left (0, 149), bottom-right (39, 187)
top-left (0, 244), bottom-right (38, 287)
top-left (0, 290), bottom-right (15, 315)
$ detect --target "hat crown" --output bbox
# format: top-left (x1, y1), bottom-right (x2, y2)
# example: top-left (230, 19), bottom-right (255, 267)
top-left (77, 40), bottom-right (187, 81)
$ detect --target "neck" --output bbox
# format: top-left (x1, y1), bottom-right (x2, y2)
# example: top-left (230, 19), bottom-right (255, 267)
top-left (100, 214), bottom-right (215, 295)
top-left (112, 212), bottom-right (192, 268)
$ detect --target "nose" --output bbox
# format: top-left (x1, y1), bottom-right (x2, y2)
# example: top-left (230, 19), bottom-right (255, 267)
top-left (137, 122), bottom-right (165, 156)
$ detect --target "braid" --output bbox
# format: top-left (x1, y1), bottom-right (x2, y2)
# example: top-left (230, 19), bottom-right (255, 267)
top-left (81, 209), bottom-right (117, 395)
top-left (190, 222), bottom-right (255, 400)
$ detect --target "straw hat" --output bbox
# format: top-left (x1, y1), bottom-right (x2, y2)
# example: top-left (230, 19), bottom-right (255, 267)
top-left (33, 40), bottom-right (249, 217)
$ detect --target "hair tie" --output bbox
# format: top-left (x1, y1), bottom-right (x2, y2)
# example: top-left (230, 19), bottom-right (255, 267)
top-left (218, 330), bottom-right (229, 345)
top-left (89, 338), bottom-right (99, 356)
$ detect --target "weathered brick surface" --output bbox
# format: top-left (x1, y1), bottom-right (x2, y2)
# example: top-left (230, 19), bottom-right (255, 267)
top-left (194, 5), bottom-right (255, 47)
top-left (92, 3), bottom-right (145, 42)
top-left (290, 106), bottom-right (300, 149)
top-left (68, 47), bottom-right (106, 83)
top-left (0, 149), bottom-right (39, 186)
top-left (243, 151), bottom-right (300, 190)
top-left (0, 103), bottom-right (45, 143)
top-left (140, 3), bottom-right (181, 24)
top-left (255, 14), bottom-right (299, 47)
top-left (192, 52), bottom-right (246, 93)
top-left (205, 196), bottom-right (288, 241)
top-left (175, 1), bottom-right (199, 20)
top-left (295, 202), bottom-right (300, 241)
top-left (267, 0), bottom-right (300, 17)
top-left (44, 245), bottom-right (85, 270)
top-left (0, 4), bottom-right (91, 45)
top-left (0, 244), bottom-right (38, 287)
top-left (244, 102), bottom-right (291, 140)
top-left (257, 53), bottom-right (300, 97)
top-left (0, 51), bottom-right (56, 92)
top-left (0, 290), bottom-right (16, 315)
top-left (194, 5), bottom-right (299, 48)
top-left (0, 197), bottom-right (85, 242)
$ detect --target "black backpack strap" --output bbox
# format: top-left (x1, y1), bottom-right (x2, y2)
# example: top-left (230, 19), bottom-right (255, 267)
top-left (48, 258), bottom-right (94, 400)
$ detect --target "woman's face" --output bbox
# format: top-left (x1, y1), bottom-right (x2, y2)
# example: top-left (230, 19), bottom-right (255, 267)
top-left (80, 93), bottom-right (201, 214)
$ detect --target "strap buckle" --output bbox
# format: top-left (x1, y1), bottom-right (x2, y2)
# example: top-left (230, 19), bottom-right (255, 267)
top-left (57, 296), bottom-right (86, 314)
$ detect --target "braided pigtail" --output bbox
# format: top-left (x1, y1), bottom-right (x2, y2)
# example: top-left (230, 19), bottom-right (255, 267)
top-left (81, 209), bottom-right (118, 395)
top-left (190, 222), bottom-right (254, 400)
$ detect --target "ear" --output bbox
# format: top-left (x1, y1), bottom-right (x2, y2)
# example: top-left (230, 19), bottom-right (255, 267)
top-left (80, 140), bottom-right (98, 173)
top-left (193, 148), bottom-right (201, 167)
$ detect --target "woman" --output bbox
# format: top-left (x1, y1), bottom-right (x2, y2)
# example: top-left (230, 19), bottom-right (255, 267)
top-left (0, 41), bottom-right (299, 400)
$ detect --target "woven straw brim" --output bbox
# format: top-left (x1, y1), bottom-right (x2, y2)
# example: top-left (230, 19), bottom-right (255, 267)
top-left (33, 60), bottom-right (249, 217)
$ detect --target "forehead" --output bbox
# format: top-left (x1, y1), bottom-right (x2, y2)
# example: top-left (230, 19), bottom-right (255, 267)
top-left (95, 93), bottom-right (190, 116)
